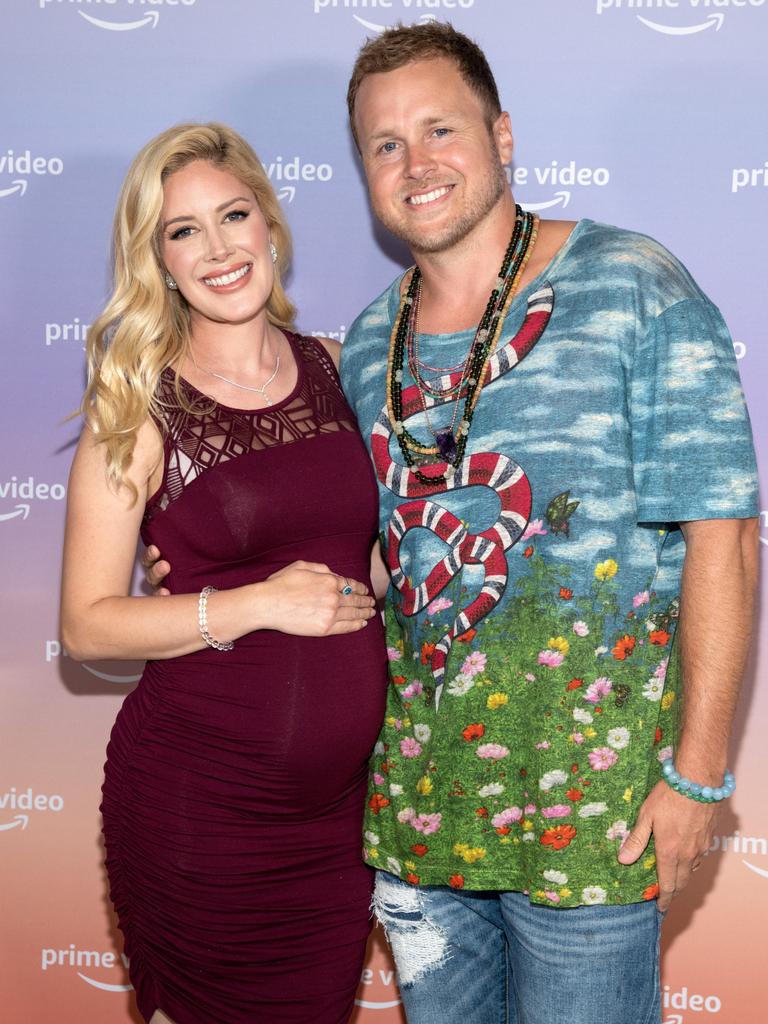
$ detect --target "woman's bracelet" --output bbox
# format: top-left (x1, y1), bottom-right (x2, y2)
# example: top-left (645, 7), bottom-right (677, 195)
top-left (661, 758), bottom-right (735, 803)
top-left (198, 586), bottom-right (234, 652)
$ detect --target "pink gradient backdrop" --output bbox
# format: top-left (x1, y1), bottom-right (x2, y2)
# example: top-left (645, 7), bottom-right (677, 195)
top-left (1, 1), bottom-right (766, 1020)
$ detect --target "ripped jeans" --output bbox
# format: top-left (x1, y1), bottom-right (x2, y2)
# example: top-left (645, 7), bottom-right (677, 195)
top-left (373, 871), bottom-right (663, 1024)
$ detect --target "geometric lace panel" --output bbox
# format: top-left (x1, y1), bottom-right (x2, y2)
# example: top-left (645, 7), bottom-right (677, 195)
top-left (144, 334), bottom-right (358, 524)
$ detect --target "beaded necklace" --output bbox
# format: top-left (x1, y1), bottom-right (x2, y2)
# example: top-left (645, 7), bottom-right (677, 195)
top-left (386, 205), bottom-right (538, 485)
top-left (407, 289), bottom-right (467, 393)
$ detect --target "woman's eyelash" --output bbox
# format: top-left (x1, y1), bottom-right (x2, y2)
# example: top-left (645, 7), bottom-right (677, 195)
top-left (168, 210), bottom-right (248, 240)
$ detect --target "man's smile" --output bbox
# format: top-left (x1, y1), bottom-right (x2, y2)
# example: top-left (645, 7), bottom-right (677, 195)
top-left (406, 185), bottom-right (454, 207)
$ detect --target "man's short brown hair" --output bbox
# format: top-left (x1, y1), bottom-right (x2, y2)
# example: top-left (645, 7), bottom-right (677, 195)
top-left (347, 21), bottom-right (502, 150)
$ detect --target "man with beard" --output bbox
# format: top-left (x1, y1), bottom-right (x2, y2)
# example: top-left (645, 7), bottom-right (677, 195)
top-left (340, 20), bottom-right (758, 1024)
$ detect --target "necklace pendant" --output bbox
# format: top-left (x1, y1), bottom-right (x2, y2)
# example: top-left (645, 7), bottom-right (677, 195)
top-left (434, 428), bottom-right (458, 463)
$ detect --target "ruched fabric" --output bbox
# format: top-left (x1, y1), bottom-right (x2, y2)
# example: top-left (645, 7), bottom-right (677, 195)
top-left (100, 334), bottom-right (387, 1023)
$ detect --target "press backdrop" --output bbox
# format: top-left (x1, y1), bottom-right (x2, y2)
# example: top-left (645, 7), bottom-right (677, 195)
top-left (1, 1), bottom-right (766, 1021)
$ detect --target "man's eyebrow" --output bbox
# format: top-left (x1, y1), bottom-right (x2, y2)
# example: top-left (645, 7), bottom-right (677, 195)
top-left (162, 196), bottom-right (252, 230)
top-left (368, 114), bottom-right (462, 141)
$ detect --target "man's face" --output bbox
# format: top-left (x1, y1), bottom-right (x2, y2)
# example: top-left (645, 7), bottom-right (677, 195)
top-left (353, 57), bottom-right (513, 255)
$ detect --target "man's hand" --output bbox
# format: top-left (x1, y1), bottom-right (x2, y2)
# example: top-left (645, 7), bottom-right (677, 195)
top-left (141, 544), bottom-right (171, 596)
top-left (617, 781), bottom-right (718, 911)
top-left (620, 518), bottom-right (758, 913)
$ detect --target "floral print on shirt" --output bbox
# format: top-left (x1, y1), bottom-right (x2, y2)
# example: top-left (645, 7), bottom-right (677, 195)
top-left (363, 520), bottom-right (680, 906)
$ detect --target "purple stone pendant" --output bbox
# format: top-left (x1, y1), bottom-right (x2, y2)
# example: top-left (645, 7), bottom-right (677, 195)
top-left (434, 428), bottom-right (458, 463)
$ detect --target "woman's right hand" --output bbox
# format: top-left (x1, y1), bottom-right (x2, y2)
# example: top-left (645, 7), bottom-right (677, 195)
top-left (258, 561), bottom-right (376, 636)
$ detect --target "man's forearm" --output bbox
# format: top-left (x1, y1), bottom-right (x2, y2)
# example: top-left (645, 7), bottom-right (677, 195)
top-left (675, 517), bottom-right (759, 784)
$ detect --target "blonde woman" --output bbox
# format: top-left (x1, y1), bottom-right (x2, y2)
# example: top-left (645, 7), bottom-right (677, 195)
top-left (61, 123), bottom-right (388, 1024)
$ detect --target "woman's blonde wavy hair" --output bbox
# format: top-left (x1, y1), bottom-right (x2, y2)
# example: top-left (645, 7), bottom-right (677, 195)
top-left (82, 122), bottom-right (296, 497)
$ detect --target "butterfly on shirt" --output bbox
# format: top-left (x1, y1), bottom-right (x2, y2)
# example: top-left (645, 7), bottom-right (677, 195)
top-left (654, 598), bottom-right (680, 635)
top-left (545, 491), bottom-right (580, 537)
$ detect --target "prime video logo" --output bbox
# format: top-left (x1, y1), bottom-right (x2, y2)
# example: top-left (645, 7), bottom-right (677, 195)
top-left (38, 0), bottom-right (197, 34)
top-left (0, 786), bottom-right (64, 833)
top-left (0, 149), bottom-right (63, 200)
top-left (310, 326), bottom-right (348, 344)
top-left (41, 945), bottom-right (133, 993)
top-left (707, 829), bottom-right (768, 877)
top-left (731, 162), bottom-right (768, 193)
top-left (262, 156), bottom-right (333, 204)
top-left (662, 985), bottom-right (723, 1019)
top-left (0, 476), bottom-right (66, 523)
top-left (596, 0), bottom-right (766, 36)
top-left (509, 160), bottom-right (610, 213)
top-left (312, 0), bottom-right (475, 33)
top-left (356, 966), bottom-right (402, 1010)
top-left (45, 317), bottom-right (90, 348)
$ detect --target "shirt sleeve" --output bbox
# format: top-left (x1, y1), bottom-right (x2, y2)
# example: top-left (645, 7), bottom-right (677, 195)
top-left (338, 319), bottom-right (363, 420)
top-left (630, 297), bottom-right (758, 523)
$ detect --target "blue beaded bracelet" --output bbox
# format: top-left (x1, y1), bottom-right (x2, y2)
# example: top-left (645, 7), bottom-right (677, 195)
top-left (661, 758), bottom-right (735, 803)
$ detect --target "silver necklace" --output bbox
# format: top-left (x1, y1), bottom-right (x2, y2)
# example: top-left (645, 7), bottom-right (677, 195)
top-left (190, 346), bottom-right (281, 406)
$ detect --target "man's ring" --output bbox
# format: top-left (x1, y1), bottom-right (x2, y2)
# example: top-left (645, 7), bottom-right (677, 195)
top-left (341, 577), bottom-right (353, 596)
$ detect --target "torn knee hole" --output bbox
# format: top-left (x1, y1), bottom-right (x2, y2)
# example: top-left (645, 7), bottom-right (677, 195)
top-left (372, 875), bottom-right (450, 987)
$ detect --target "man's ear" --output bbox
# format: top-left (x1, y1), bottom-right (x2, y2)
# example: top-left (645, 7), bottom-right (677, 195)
top-left (493, 111), bottom-right (514, 166)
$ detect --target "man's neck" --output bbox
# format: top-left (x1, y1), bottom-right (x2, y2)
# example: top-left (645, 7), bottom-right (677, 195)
top-left (410, 198), bottom-right (578, 337)
top-left (413, 191), bottom-right (518, 334)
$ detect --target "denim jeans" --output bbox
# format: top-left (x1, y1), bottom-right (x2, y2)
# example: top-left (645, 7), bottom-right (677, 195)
top-left (373, 871), bottom-right (663, 1024)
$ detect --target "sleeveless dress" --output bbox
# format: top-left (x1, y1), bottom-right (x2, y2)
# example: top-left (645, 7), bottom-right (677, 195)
top-left (100, 333), bottom-right (388, 1024)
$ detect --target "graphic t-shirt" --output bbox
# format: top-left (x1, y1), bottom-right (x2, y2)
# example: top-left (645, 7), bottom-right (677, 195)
top-left (340, 220), bottom-right (758, 907)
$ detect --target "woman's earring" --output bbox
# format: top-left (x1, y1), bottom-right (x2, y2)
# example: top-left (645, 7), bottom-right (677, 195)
top-left (165, 272), bottom-right (178, 290)
top-left (269, 243), bottom-right (278, 264)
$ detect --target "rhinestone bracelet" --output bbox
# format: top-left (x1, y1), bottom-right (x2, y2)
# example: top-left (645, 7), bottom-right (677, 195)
top-left (661, 758), bottom-right (735, 803)
top-left (198, 585), bottom-right (234, 652)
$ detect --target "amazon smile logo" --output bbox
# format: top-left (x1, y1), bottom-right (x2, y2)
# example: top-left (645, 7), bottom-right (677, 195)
top-left (312, 0), bottom-right (476, 30)
top-left (41, 946), bottom-right (133, 993)
top-left (509, 160), bottom-right (611, 213)
top-left (596, 0), bottom-right (766, 35)
top-left (0, 149), bottom-right (64, 200)
top-left (38, 0), bottom-right (198, 34)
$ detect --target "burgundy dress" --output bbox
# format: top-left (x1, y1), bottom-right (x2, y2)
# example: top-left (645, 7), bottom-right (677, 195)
top-left (100, 334), bottom-right (388, 1024)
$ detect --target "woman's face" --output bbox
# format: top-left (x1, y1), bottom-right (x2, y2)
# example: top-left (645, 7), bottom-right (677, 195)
top-left (159, 160), bottom-right (274, 330)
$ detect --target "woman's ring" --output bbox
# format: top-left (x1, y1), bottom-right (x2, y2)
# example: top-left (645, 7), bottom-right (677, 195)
top-left (341, 577), bottom-right (353, 596)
